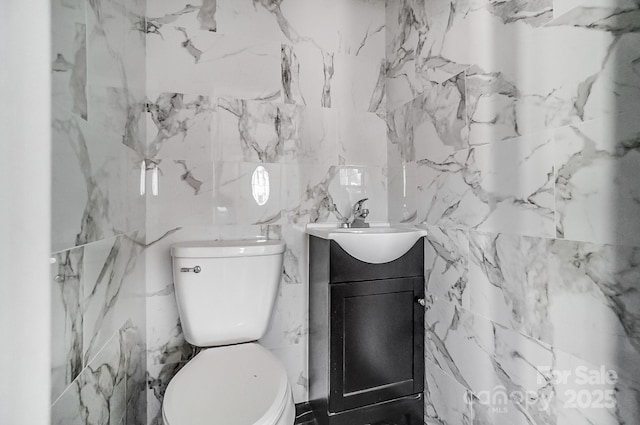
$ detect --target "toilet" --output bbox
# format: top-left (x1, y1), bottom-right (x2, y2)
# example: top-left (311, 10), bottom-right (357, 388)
top-left (162, 240), bottom-right (295, 425)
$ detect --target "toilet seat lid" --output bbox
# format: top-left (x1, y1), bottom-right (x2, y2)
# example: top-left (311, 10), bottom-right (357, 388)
top-left (163, 343), bottom-right (289, 425)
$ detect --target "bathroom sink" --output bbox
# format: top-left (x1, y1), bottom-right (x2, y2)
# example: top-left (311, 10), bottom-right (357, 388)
top-left (306, 224), bottom-right (428, 264)
top-left (331, 227), bottom-right (407, 234)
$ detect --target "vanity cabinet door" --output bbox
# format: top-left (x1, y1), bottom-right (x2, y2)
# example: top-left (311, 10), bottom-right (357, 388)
top-left (329, 277), bottom-right (424, 413)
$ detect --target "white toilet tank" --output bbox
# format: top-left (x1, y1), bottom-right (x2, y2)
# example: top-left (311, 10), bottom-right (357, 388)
top-left (171, 240), bottom-right (286, 347)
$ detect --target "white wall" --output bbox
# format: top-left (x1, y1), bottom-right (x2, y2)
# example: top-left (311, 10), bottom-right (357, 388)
top-left (0, 1), bottom-right (51, 424)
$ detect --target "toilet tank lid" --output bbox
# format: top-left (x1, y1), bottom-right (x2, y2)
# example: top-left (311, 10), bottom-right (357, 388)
top-left (171, 239), bottom-right (285, 258)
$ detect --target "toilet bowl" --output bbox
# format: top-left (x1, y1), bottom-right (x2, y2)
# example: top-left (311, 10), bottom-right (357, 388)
top-left (163, 240), bottom-right (294, 425)
top-left (162, 343), bottom-right (295, 425)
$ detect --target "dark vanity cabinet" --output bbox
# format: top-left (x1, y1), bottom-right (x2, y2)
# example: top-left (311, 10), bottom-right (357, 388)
top-left (309, 236), bottom-right (425, 425)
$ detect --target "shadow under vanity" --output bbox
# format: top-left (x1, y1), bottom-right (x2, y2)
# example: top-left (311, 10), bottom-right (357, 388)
top-left (308, 233), bottom-right (425, 425)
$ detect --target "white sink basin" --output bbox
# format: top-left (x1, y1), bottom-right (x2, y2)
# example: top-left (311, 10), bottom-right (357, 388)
top-left (306, 224), bottom-right (428, 264)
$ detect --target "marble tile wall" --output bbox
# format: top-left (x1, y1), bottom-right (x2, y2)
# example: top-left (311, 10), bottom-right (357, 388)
top-left (51, 0), bottom-right (640, 423)
top-left (386, 0), bottom-right (640, 423)
top-left (141, 1), bottom-right (388, 423)
top-left (50, 232), bottom-right (147, 425)
top-left (51, 0), bottom-right (147, 423)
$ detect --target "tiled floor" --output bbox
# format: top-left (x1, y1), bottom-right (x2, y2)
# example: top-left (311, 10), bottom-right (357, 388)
top-left (294, 403), bottom-right (318, 425)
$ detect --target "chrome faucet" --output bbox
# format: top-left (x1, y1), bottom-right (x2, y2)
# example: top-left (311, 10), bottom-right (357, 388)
top-left (350, 198), bottom-right (370, 228)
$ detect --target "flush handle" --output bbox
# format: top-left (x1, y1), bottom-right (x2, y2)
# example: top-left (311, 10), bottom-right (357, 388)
top-left (180, 266), bottom-right (201, 273)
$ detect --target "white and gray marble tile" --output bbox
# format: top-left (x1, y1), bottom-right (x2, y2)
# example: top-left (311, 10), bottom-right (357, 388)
top-left (82, 233), bottom-right (143, 365)
top-left (51, 232), bottom-right (144, 403)
top-left (430, 0), bottom-right (552, 145)
top-left (126, 395), bottom-right (146, 425)
top-left (555, 112), bottom-right (640, 246)
top-left (467, 342), bottom-right (640, 425)
top-left (282, 164), bottom-right (388, 225)
top-left (297, 107), bottom-right (339, 165)
top-left (468, 231), bottom-right (554, 342)
top-left (387, 0), bottom-right (554, 110)
top-left (121, 321), bottom-right (147, 425)
top-left (269, 345), bottom-right (309, 403)
top-left (338, 110), bottom-right (386, 167)
top-left (385, 0), bottom-right (427, 110)
top-left (425, 297), bottom-right (558, 424)
top-left (52, 332), bottom-right (126, 425)
top-left (388, 71), bottom-right (468, 164)
top-left (426, 308), bottom-right (640, 425)
top-left (330, 0), bottom-right (385, 60)
top-left (391, 0), bottom-right (640, 147)
top-left (144, 0), bottom-right (278, 99)
top-left (421, 0), bottom-right (553, 76)
top-left (331, 54), bottom-right (387, 114)
top-left (551, 2), bottom-right (640, 30)
top-left (217, 0), bottom-right (385, 61)
top-left (387, 161), bottom-right (417, 224)
top-left (281, 42), bottom-right (386, 114)
top-left (387, 99), bottom-right (421, 164)
top-left (464, 65), bottom-right (521, 147)
top-left (86, 0), bottom-right (146, 90)
top-left (215, 0), bottom-right (289, 46)
top-left (51, 117), bottom-right (89, 252)
top-left (52, 0), bottom-right (87, 122)
top-left (280, 42), bottom-right (337, 109)
top-left (218, 97), bottom-right (337, 164)
top-left (468, 231), bottom-right (640, 387)
top-left (258, 224), bottom-right (309, 402)
top-left (424, 360), bottom-right (474, 425)
top-left (424, 226), bottom-right (470, 308)
top-left (415, 72), bottom-right (468, 157)
top-left (281, 165), bottom-right (341, 225)
top-left (52, 94), bottom-right (145, 252)
top-left (145, 283), bottom-right (199, 367)
top-left (52, 321), bottom-right (143, 425)
top-left (416, 130), bottom-right (554, 237)
top-left (466, 12), bottom-right (640, 145)
top-left (51, 0), bottom-right (147, 422)
top-left (214, 162), bottom-right (283, 225)
top-left (279, 225), bottom-right (308, 287)
top-left (145, 92), bottom-right (215, 160)
top-left (146, 361), bottom-right (188, 425)
top-left (547, 239), bottom-right (640, 387)
top-left (51, 247), bottom-right (85, 403)
top-left (546, 2), bottom-right (640, 126)
top-left (146, 25), bottom-right (281, 99)
top-left (544, 15), bottom-right (640, 123)
top-left (85, 86), bottom-right (146, 159)
top-left (281, 44), bottom-right (306, 106)
top-left (553, 0), bottom-right (639, 18)
top-left (549, 346), bottom-right (640, 425)
top-left (145, 0), bottom-right (217, 36)
top-left (146, 159), bottom-right (214, 235)
top-left (260, 278), bottom-right (307, 350)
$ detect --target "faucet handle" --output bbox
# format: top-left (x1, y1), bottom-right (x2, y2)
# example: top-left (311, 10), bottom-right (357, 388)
top-left (352, 198), bottom-right (369, 214)
top-left (350, 199), bottom-right (370, 227)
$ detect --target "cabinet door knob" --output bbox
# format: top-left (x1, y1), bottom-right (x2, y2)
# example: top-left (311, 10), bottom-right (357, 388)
top-left (416, 297), bottom-right (425, 307)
